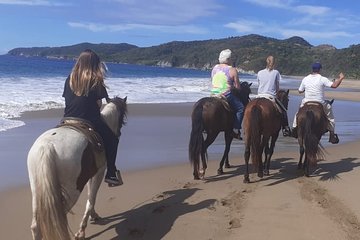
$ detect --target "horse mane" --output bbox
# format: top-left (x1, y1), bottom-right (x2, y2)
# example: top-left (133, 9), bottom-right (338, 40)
top-left (231, 81), bottom-right (252, 106)
top-left (276, 89), bottom-right (290, 109)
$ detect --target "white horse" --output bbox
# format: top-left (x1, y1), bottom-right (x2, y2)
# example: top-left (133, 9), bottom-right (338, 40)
top-left (27, 96), bottom-right (127, 240)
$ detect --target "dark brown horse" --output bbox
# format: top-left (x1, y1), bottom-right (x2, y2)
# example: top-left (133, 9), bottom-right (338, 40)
top-left (189, 82), bottom-right (252, 180)
top-left (243, 89), bottom-right (289, 183)
top-left (295, 100), bottom-right (333, 176)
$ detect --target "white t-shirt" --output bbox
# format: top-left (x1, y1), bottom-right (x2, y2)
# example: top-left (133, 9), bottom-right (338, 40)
top-left (299, 73), bottom-right (333, 104)
top-left (257, 68), bottom-right (281, 97)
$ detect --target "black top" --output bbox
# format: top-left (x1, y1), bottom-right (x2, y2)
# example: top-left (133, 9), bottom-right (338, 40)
top-left (62, 76), bottom-right (109, 124)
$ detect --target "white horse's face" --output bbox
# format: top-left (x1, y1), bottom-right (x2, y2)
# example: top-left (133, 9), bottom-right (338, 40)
top-left (101, 97), bottom-right (127, 137)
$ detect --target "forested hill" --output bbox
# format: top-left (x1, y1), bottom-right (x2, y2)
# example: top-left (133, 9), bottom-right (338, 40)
top-left (7, 34), bottom-right (360, 78)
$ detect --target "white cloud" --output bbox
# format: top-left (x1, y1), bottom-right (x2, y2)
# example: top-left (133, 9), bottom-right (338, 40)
top-left (91, 0), bottom-right (221, 25)
top-left (225, 20), bottom-right (264, 33)
top-left (294, 5), bottom-right (330, 15)
top-left (68, 22), bottom-right (208, 34)
top-left (225, 18), bottom-right (353, 41)
top-left (243, 0), bottom-right (293, 9)
top-left (0, 0), bottom-right (67, 6)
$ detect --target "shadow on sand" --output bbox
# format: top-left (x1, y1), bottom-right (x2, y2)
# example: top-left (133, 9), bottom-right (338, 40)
top-left (85, 188), bottom-right (216, 239)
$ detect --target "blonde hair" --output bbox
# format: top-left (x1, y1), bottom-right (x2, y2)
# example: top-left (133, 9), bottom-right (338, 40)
top-left (266, 55), bottom-right (275, 70)
top-left (70, 49), bottom-right (106, 96)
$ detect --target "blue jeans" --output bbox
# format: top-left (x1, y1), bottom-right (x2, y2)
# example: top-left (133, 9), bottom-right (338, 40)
top-left (225, 93), bottom-right (244, 130)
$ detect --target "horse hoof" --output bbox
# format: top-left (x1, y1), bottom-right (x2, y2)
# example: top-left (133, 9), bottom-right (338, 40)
top-left (225, 163), bottom-right (231, 168)
top-left (75, 231), bottom-right (85, 240)
top-left (217, 169), bottom-right (224, 175)
top-left (243, 177), bottom-right (250, 183)
top-left (90, 215), bottom-right (101, 222)
top-left (258, 172), bottom-right (263, 178)
top-left (263, 170), bottom-right (270, 176)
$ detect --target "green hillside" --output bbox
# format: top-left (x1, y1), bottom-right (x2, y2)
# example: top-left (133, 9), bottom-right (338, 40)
top-left (7, 34), bottom-right (360, 79)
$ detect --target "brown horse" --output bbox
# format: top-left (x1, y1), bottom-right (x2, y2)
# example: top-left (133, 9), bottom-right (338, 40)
top-left (189, 82), bottom-right (252, 180)
top-left (295, 100), bottom-right (333, 176)
top-left (243, 89), bottom-right (289, 183)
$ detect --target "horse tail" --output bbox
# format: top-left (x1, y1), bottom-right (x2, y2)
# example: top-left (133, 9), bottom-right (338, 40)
top-left (304, 111), bottom-right (323, 165)
top-left (33, 143), bottom-right (71, 240)
top-left (249, 106), bottom-right (262, 169)
top-left (189, 103), bottom-right (205, 166)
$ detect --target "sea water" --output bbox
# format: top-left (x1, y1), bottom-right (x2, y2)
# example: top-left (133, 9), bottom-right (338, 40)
top-left (0, 54), bottom-right (307, 132)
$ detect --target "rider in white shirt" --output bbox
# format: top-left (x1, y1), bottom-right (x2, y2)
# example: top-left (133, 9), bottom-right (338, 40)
top-left (292, 62), bottom-right (345, 144)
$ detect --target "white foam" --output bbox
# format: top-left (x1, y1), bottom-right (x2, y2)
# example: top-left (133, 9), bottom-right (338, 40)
top-left (0, 74), bottom-right (266, 131)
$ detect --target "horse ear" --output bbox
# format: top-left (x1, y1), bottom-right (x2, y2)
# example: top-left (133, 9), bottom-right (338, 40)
top-left (286, 89), bottom-right (289, 94)
top-left (249, 82), bottom-right (253, 87)
top-left (124, 96), bottom-right (127, 102)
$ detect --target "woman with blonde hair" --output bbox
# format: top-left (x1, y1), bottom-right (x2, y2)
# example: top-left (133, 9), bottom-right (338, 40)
top-left (257, 55), bottom-right (291, 136)
top-left (62, 49), bottom-right (122, 186)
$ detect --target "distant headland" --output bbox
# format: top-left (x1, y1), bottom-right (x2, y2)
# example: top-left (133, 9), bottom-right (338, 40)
top-left (6, 34), bottom-right (360, 79)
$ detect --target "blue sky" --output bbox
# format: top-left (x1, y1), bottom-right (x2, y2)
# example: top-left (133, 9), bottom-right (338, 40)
top-left (1, 0), bottom-right (359, 54)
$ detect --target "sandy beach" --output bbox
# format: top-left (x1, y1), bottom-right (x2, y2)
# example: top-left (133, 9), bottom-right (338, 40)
top-left (1, 84), bottom-right (360, 239)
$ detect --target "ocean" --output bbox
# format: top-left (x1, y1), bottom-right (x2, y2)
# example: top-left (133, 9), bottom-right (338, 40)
top-left (0, 54), bottom-right (308, 132)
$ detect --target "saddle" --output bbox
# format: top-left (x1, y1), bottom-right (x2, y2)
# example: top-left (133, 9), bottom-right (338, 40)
top-left (257, 95), bottom-right (284, 114)
top-left (57, 117), bottom-right (104, 152)
top-left (211, 95), bottom-right (232, 112)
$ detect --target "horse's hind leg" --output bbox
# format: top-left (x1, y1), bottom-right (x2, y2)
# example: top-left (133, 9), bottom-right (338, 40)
top-left (75, 167), bottom-right (105, 240)
top-left (30, 197), bottom-right (42, 240)
top-left (244, 144), bottom-right (251, 183)
top-left (298, 145), bottom-right (304, 170)
top-left (218, 131), bottom-right (233, 175)
top-left (201, 132), bottom-right (217, 178)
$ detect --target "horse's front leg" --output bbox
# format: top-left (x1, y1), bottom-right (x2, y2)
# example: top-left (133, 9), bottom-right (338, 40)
top-left (263, 143), bottom-right (270, 176)
top-left (75, 166), bottom-right (105, 240)
top-left (218, 131), bottom-right (233, 175)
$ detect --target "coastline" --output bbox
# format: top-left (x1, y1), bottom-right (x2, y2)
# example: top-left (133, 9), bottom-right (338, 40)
top-left (1, 90), bottom-right (360, 239)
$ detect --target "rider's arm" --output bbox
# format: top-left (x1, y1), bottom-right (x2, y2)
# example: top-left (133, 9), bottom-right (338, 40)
top-left (230, 67), bottom-right (241, 89)
top-left (331, 72), bottom-right (345, 88)
top-left (97, 99), bottom-right (103, 108)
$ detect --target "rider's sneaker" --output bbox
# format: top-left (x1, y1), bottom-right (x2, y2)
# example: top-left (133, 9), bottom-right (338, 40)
top-left (329, 133), bottom-right (339, 144)
top-left (105, 175), bottom-right (121, 186)
top-left (282, 126), bottom-right (291, 137)
top-left (232, 130), bottom-right (242, 140)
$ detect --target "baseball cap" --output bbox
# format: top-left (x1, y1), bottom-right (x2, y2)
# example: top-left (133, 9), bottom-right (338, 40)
top-left (312, 62), bottom-right (322, 71)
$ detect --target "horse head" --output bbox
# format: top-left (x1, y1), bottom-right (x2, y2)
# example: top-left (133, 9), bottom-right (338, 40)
top-left (102, 96), bottom-right (128, 137)
top-left (276, 89), bottom-right (289, 110)
top-left (231, 81), bottom-right (252, 107)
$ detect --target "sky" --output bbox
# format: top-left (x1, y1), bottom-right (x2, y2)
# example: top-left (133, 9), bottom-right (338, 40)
top-left (0, 0), bottom-right (360, 54)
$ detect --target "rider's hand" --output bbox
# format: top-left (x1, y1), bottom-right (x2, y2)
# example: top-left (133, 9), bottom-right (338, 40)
top-left (339, 72), bottom-right (345, 80)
